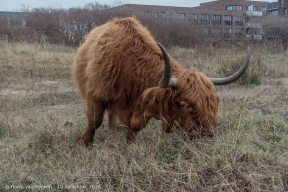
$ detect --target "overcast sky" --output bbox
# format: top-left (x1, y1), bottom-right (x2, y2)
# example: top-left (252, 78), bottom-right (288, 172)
top-left (0, 0), bottom-right (277, 12)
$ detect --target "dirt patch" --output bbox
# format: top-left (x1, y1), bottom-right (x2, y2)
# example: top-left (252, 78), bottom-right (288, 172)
top-left (1, 80), bottom-right (76, 97)
top-left (36, 81), bottom-right (60, 86)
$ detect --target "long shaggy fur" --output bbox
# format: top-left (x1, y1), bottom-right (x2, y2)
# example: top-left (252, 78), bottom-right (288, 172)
top-left (73, 17), bottom-right (219, 146)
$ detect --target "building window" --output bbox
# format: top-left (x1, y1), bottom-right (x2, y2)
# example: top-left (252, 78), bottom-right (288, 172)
top-left (188, 14), bottom-right (198, 23)
top-left (234, 16), bottom-right (243, 26)
top-left (200, 14), bottom-right (209, 25)
top-left (146, 11), bottom-right (158, 18)
top-left (235, 28), bottom-right (243, 38)
top-left (281, 0), bottom-right (284, 8)
top-left (226, 5), bottom-right (243, 10)
top-left (246, 28), bottom-right (262, 39)
top-left (268, 10), bottom-right (278, 16)
top-left (246, 28), bottom-right (254, 35)
top-left (247, 5), bottom-right (257, 11)
top-left (224, 15), bottom-right (232, 25)
top-left (202, 28), bottom-right (209, 37)
top-left (268, 3), bottom-right (278, 9)
top-left (162, 12), bottom-right (166, 18)
top-left (188, 14), bottom-right (197, 20)
top-left (262, 6), bottom-right (267, 12)
top-left (22, 20), bottom-right (26, 27)
top-left (212, 15), bottom-right (221, 25)
top-left (212, 28), bottom-right (221, 37)
top-left (285, 9), bottom-right (288, 16)
top-left (223, 28), bottom-right (232, 38)
top-left (175, 13), bottom-right (185, 19)
top-left (146, 11), bottom-right (152, 18)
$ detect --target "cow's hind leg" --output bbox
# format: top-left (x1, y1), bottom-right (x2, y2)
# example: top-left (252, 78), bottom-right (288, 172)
top-left (78, 99), bottom-right (105, 147)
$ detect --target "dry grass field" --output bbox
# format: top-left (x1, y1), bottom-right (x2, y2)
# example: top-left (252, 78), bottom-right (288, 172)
top-left (0, 41), bottom-right (287, 191)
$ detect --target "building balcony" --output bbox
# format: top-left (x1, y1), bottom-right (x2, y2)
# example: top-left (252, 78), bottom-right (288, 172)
top-left (246, 23), bottom-right (262, 28)
top-left (267, 8), bottom-right (278, 11)
top-left (246, 34), bottom-right (262, 39)
top-left (246, 11), bottom-right (263, 16)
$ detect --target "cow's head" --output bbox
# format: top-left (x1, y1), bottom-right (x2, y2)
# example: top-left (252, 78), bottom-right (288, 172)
top-left (142, 43), bottom-right (250, 137)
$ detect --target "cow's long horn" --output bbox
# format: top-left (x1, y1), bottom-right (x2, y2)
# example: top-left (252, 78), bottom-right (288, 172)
top-left (158, 42), bottom-right (177, 88)
top-left (210, 47), bottom-right (251, 85)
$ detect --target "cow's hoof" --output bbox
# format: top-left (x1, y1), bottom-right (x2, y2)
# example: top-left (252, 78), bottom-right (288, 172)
top-left (77, 140), bottom-right (91, 148)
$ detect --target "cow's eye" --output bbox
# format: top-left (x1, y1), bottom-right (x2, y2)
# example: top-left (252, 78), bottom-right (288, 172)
top-left (183, 105), bottom-right (193, 111)
top-left (179, 100), bottom-right (193, 111)
top-left (180, 101), bottom-right (188, 108)
top-left (179, 100), bottom-right (187, 106)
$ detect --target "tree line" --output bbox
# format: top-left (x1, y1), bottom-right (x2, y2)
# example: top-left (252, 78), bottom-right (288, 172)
top-left (0, 2), bottom-right (287, 49)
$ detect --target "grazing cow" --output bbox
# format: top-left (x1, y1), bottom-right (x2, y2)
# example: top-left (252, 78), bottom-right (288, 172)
top-left (73, 17), bottom-right (250, 146)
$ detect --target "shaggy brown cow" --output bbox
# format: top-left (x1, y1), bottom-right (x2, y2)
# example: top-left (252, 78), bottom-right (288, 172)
top-left (73, 17), bottom-right (250, 146)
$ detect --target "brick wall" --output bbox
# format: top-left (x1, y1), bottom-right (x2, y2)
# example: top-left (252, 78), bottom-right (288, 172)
top-left (106, 0), bottom-right (287, 42)
top-left (278, 0), bottom-right (288, 16)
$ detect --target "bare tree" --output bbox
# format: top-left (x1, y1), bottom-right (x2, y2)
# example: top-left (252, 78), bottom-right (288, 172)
top-left (20, 4), bottom-right (30, 12)
top-left (262, 16), bottom-right (288, 50)
top-left (84, 1), bottom-right (110, 10)
top-left (110, 0), bottom-right (126, 7)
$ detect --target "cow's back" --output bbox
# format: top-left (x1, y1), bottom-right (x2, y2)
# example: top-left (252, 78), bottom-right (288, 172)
top-left (72, 21), bottom-right (110, 100)
top-left (72, 17), bottom-right (167, 102)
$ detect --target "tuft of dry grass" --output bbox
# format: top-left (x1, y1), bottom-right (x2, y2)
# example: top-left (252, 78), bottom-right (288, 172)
top-left (0, 41), bottom-right (287, 191)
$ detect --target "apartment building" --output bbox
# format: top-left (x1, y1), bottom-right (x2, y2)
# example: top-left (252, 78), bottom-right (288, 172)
top-left (107, 0), bottom-right (288, 43)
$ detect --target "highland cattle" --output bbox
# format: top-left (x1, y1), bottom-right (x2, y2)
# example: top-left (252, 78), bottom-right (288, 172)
top-left (72, 17), bottom-right (250, 146)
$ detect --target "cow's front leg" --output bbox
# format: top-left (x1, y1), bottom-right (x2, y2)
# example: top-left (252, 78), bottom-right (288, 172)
top-left (78, 99), bottom-right (105, 147)
top-left (126, 112), bottom-right (151, 143)
top-left (107, 110), bottom-right (117, 132)
top-left (162, 119), bottom-right (172, 133)
top-left (126, 129), bottom-right (138, 143)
